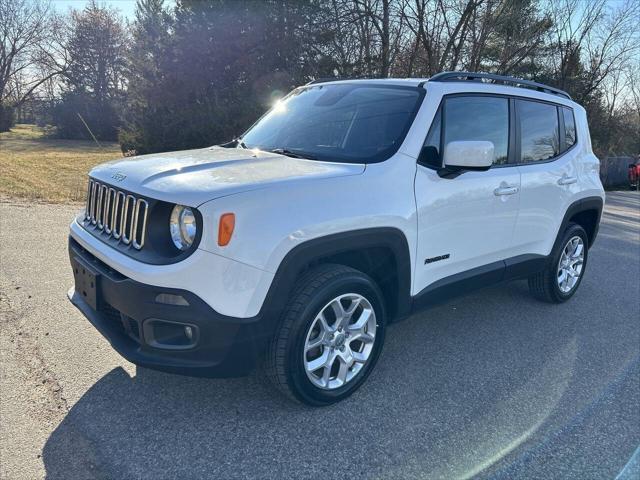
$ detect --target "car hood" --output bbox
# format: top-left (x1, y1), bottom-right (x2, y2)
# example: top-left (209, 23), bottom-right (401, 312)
top-left (89, 146), bottom-right (365, 206)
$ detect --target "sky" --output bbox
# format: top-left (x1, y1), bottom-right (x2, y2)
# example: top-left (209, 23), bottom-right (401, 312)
top-left (52, 0), bottom-right (138, 19)
top-left (51, 0), bottom-right (632, 20)
top-left (50, 0), bottom-right (176, 20)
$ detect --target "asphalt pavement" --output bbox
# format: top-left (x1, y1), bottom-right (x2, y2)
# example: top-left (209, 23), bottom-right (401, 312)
top-left (1, 191), bottom-right (638, 479)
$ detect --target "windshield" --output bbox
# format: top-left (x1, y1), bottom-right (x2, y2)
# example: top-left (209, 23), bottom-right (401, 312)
top-left (241, 84), bottom-right (424, 163)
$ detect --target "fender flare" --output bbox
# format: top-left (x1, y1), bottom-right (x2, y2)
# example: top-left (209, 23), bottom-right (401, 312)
top-left (257, 227), bottom-right (413, 329)
top-left (553, 196), bottom-right (604, 251)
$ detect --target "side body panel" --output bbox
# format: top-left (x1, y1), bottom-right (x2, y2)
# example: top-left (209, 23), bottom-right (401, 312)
top-left (414, 165), bottom-right (521, 294)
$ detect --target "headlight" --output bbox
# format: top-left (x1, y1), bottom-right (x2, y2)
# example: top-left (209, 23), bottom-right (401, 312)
top-left (169, 205), bottom-right (197, 250)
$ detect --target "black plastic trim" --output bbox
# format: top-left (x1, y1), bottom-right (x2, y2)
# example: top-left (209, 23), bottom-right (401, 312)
top-left (554, 197), bottom-right (604, 250)
top-left (411, 254), bottom-right (548, 313)
top-left (257, 228), bottom-right (413, 326)
top-left (68, 237), bottom-right (263, 377)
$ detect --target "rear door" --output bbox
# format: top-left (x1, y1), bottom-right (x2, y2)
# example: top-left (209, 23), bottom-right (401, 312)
top-left (413, 95), bottom-right (521, 294)
top-left (511, 100), bottom-right (579, 257)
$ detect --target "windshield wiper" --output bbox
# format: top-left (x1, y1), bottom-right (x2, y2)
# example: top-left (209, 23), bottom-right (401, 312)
top-left (269, 148), bottom-right (317, 160)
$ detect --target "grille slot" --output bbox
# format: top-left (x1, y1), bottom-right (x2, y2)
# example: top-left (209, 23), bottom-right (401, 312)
top-left (84, 179), bottom-right (149, 250)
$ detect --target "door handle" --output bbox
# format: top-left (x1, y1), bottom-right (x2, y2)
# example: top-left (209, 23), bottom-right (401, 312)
top-left (557, 175), bottom-right (578, 185)
top-left (494, 185), bottom-right (519, 196)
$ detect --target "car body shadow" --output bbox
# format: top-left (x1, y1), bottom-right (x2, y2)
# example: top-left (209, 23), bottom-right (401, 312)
top-left (43, 279), bottom-right (596, 480)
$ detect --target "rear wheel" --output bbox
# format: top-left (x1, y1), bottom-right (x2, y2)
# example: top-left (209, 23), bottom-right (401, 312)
top-left (265, 264), bottom-right (386, 405)
top-left (528, 223), bottom-right (588, 303)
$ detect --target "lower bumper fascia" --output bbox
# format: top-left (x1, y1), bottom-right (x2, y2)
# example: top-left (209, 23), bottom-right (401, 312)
top-left (68, 238), bottom-right (269, 378)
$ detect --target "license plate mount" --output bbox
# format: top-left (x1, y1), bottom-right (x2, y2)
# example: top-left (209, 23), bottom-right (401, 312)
top-left (72, 256), bottom-right (100, 311)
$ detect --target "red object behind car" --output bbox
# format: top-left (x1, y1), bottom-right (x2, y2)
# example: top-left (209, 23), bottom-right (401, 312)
top-left (629, 161), bottom-right (640, 190)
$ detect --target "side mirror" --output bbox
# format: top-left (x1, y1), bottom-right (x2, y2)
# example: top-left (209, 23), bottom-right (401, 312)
top-left (443, 140), bottom-right (494, 171)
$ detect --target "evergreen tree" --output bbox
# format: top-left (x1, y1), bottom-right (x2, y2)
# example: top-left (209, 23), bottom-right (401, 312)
top-left (119, 0), bottom-right (174, 153)
top-left (53, 1), bottom-right (127, 140)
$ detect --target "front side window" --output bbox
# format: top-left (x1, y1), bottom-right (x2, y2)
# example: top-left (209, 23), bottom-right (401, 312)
top-left (241, 84), bottom-right (423, 163)
top-left (443, 96), bottom-right (509, 165)
top-left (562, 107), bottom-right (576, 149)
top-left (518, 100), bottom-right (560, 162)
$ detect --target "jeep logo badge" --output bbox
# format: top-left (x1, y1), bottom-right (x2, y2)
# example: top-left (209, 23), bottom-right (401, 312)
top-left (111, 172), bottom-right (127, 182)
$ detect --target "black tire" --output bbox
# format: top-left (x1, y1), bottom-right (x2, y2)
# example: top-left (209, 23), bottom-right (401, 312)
top-left (528, 222), bottom-right (589, 303)
top-left (265, 264), bottom-right (386, 406)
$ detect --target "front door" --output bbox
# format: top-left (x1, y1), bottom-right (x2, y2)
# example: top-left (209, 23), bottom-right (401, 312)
top-left (413, 95), bottom-right (521, 294)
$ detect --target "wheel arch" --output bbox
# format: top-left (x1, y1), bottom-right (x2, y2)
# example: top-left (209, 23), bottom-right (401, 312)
top-left (555, 196), bottom-right (603, 251)
top-left (258, 228), bottom-right (412, 329)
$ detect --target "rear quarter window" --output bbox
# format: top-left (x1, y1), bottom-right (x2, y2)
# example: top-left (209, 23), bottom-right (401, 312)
top-left (562, 107), bottom-right (577, 149)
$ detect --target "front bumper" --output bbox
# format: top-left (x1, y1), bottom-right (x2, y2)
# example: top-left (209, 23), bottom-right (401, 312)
top-left (68, 237), bottom-right (269, 377)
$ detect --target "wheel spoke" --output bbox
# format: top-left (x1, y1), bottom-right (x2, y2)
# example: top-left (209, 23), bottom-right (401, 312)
top-left (352, 351), bottom-right (368, 363)
top-left (329, 299), bottom-right (346, 326)
top-left (348, 308), bottom-right (372, 331)
top-left (350, 331), bottom-right (375, 344)
top-left (336, 357), bottom-right (350, 384)
top-left (345, 296), bottom-right (361, 315)
top-left (321, 354), bottom-right (335, 386)
top-left (571, 242), bottom-right (584, 259)
top-left (305, 334), bottom-right (325, 352)
top-left (317, 312), bottom-right (333, 334)
top-left (558, 269), bottom-right (567, 285)
top-left (306, 349), bottom-right (330, 373)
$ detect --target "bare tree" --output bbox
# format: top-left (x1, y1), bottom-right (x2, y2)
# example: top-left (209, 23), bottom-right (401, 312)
top-left (546, 0), bottom-right (640, 101)
top-left (0, 0), bottom-right (67, 128)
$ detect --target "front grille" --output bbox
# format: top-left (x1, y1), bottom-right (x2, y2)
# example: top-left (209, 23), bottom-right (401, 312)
top-left (84, 179), bottom-right (148, 250)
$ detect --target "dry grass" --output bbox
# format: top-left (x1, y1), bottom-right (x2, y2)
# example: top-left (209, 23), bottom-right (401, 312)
top-left (0, 124), bottom-right (122, 203)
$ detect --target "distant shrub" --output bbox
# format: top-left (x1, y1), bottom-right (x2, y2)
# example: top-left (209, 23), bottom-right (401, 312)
top-left (0, 104), bottom-right (15, 132)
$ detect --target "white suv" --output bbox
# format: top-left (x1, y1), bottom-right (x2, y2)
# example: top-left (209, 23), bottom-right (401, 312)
top-left (68, 72), bottom-right (604, 405)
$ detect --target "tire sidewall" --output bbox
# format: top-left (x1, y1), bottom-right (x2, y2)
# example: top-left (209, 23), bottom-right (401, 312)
top-left (286, 273), bottom-right (386, 406)
top-left (551, 224), bottom-right (589, 301)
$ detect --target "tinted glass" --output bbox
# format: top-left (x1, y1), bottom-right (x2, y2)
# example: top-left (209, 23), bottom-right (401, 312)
top-left (421, 108), bottom-right (442, 168)
top-left (444, 96), bottom-right (509, 165)
top-left (518, 100), bottom-right (560, 162)
top-left (241, 84), bottom-right (423, 163)
top-left (563, 107), bottom-right (576, 148)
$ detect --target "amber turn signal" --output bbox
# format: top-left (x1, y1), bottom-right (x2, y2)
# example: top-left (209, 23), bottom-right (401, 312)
top-left (218, 213), bottom-right (235, 246)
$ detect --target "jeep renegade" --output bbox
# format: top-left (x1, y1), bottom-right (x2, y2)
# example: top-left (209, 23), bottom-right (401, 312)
top-left (68, 72), bottom-right (605, 405)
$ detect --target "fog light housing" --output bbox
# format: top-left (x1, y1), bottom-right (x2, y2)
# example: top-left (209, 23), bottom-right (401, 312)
top-left (142, 319), bottom-right (198, 350)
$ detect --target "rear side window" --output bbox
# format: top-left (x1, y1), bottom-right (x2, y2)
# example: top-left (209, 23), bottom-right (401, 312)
top-left (443, 96), bottom-right (509, 165)
top-left (517, 100), bottom-right (559, 162)
top-left (562, 107), bottom-right (576, 149)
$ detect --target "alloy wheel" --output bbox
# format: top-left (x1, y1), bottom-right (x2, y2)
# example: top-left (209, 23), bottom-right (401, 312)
top-left (557, 235), bottom-right (585, 294)
top-left (303, 293), bottom-right (377, 390)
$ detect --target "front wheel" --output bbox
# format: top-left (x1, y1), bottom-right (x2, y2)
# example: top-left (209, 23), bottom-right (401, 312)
top-left (265, 264), bottom-right (386, 406)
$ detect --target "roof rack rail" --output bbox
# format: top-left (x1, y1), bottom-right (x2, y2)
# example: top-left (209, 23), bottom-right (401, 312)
top-left (306, 77), bottom-right (365, 85)
top-left (429, 71), bottom-right (571, 100)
